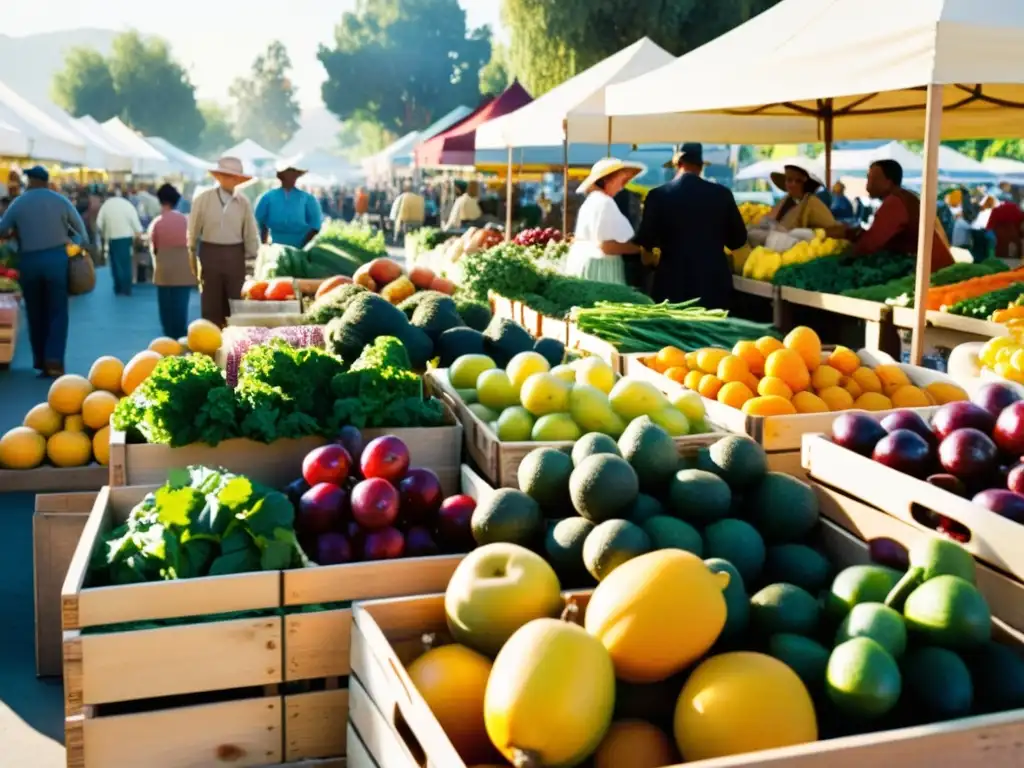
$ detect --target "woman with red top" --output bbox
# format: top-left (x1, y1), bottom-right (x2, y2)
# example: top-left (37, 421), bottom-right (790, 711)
top-left (148, 184), bottom-right (196, 339)
top-left (985, 195), bottom-right (1024, 259)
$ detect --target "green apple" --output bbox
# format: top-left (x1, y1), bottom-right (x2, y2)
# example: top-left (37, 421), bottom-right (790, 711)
top-left (507, 351), bottom-right (550, 390)
top-left (477, 369), bottom-right (520, 410)
top-left (450, 354), bottom-right (496, 389)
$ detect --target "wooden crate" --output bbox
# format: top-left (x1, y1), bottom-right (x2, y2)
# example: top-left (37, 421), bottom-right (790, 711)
top-left (34, 491), bottom-right (96, 677)
top-left (107, 408), bottom-right (463, 494)
top-left (0, 464), bottom-right (108, 494)
top-left (803, 433), bottom-right (1024, 585)
top-left (348, 520), bottom-right (1024, 768)
top-left (229, 299), bottom-right (303, 315)
top-left (567, 323), bottom-right (624, 372)
top-left (425, 369), bottom-right (730, 488)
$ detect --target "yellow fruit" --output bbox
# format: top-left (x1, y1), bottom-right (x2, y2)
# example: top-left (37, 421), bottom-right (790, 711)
top-left (149, 336), bottom-right (183, 356)
top-left (654, 346), bottom-right (687, 373)
top-left (81, 390), bottom-right (120, 430)
top-left (674, 652), bottom-right (817, 761)
top-left (764, 349), bottom-right (810, 392)
top-left (792, 391), bottom-right (829, 414)
top-left (121, 350), bottom-right (164, 395)
top-left (810, 365), bottom-right (842, 391)
top-left (684, 351), bottom-right (699, 369)
top-left (477, 370), bottom-right (520, 411)
top-left (64, 415), bottom-right (86, 433)
top-left (574, 357), bottom-right (616, 394)
top-left (594, 720), bottom-right (678, 768)
top-left (850, 367), bottom-right (883, 394)
top-left (757, 377), bottom-right (794, 400)
top-left (697, 374), bottom-right (723, 400)
top-left (926, 382), bottom-right (969, 404)
top-left (754, 336), bottom-right (784, 358)
top-left (695, 348), bottom-right (730, 375)
top-left (47, 374), bottom-right (93, 416)
top-left (407, 644), bottom-right (494, 764)
top-left (827, 345), bottom-right (861, 375)
top-left (608, 378), bottom-right (670, 421)
top-left (485, 618), bottom-right (615, 767)
top-left (24, 403), bottom-right (63, 437)
top-left (732, 341), bottom-right (766, 376)
top-left (841, 376), bottom-right (863, 400)
top-left (46, 430), bottom-right (93, 468)
top-left (550, 364), bottom-right (577, 383)
top-left (716, 355), bottom-right (750, 384)
top-left (507, 351), bottom-right (551, 390)
top-left (874, 364), bottom-right (911, 393)
top-left (520, 373), bottom-right (572, 417)
top-left (187, 318), bottom-right (222, 355)
top-left (890, 385), bottom-right (931, 408)
top-left (717, 381), bottom-right (754, 410)
top-left (854, 392), bottom-right (894, 412)
top-left (1012, 349), bottom-right (1024, 373)
top-left (664, 366), bottom-right (688, 384)
top-left (683, 370), bottom-right (704, 391)
top-left (671, 390), bottom-right (706, 424)
top-left (980, 336), bottom-right (1015, 366)
top-left (783, 326), bottom-right (822, 371)
top-left (569, 386), bottom-right (627, 437)
top-left (818, 386), bottom-right (855, 411)
top-left (92, 426), bottom-right (110, 466)
top-left (0, 426), bottom-right (47, 469)
top-left (742, 396), bottom-right (798, 416)
top-left (87, 355), bottom-right (125, 393)
top-left (586, 550), bottom-right (729, 683)
top-left (450, 354), bottom-right (497, 389)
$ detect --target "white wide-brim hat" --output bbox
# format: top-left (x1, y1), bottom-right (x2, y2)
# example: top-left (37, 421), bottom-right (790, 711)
top-left (210, 156), bottom-right (253, 180)
top-left (578, 158), bottom-right (647, 195)
top-left (770, 160), bottom-right (824, 193)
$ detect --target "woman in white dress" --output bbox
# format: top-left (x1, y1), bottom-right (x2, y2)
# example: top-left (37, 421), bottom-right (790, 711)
top-left (566, 158), bottom-right (646, 285)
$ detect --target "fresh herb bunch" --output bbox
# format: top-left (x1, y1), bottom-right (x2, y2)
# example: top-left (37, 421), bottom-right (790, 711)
top-left (518, 275), bottom-right (651, 319)
top-left (456, 243), bottom-right (546, 302)
top-left (841, 259), bottom-right (1009, 305)
top-left (312, 221), bottom-right (387, 262)
top-left (772, 251), bottom-right (916, 293)
top-left (237, 340), bottom-right (344, 425)
top-left (949, 283), bottom-right (1024, 318)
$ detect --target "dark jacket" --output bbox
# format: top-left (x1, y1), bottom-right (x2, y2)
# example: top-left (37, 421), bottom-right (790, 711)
top-left (635, 173), bottom-right (747, 309)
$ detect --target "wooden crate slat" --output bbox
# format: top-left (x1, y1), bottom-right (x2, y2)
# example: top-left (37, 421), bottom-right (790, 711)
top-left (347, 676), bottom-right (420, 768)
top-left (0, 464), bottom-right (108, 493)
top-left (284, 689), bottom-right (349, 762)
top-left (346, 722), bottom-right (378, 768)
top-left (779, 286), bottom-right (890, 322)
top-left (286, 609), bottom-right (352, 681)
top-left (732, 275), bottom-right (776, 299)
top-left (284, 556), bottom-right (463, 607)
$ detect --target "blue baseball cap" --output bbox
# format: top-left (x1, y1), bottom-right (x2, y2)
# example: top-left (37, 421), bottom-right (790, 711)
top-left (24, 166), bottom-right (49, 182)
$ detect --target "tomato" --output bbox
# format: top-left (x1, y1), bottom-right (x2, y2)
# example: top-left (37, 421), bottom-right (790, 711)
top-left (244, 280), bottom-right (269, 300)
top-left (315, 275), bottom-right (353, 299)
top-left (266, 279), bottom-right (296, 301)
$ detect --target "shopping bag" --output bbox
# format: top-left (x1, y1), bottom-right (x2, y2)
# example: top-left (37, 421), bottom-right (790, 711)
top-left (68, 252), bottom-right (96, 296)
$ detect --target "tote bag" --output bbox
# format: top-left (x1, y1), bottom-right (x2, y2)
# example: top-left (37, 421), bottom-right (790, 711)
top-left (68, 251), bottom-right (96, 296)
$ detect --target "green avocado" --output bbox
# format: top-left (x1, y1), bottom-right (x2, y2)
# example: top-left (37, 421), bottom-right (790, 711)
top-left (642, 516), bottom-right (703, 557)
top-left (703, 518), bottom-right (766, 586)
top-left (903, 646), bottom-right (973, 720)
top-left (764, 544), bottom-right (834, 594)
top-left (902, 575), bottom-right (991, 650)
top-left (669, 469), bottom-right (732, 525)
top-left (618, 417), bottom-right (680, 493)
top-left (750, 583), bottom-right (821, 637)
top-left (582, 519), bottom-right (652, 581)
top-left (769, 633), bottom-right (831, 691)
top-left (700, 435), bottom-right (768, 488)
top-left (835, 603), bottom-right (907, 658)
top-left (517, 447), bottom-right (573, 513)
top-left (826, 565), bottom-right (903, 621)
top-left (470, 488), bottom-right (543, 547)
top-left (705, 558), bottom-right (750, 643)
top-left (744, 472), bottom-right (820, 543)
top-left (569, 454), bottom-right (640, 522)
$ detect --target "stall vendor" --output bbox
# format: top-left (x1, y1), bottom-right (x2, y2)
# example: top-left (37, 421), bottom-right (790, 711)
top-left (985, 194), bottom-right (1024, 259)
top-left (445, 180), bottom-right (483, 230)
top-left (255, 163), bottom-right (323, 247)
top-left (848, 159), bottom-right (953, 272)
top-left (765, 161), bottom-right (844, 236)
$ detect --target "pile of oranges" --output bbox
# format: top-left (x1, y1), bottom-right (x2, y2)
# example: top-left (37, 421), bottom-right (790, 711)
top-left (645, 327), bottom-right (969, 416)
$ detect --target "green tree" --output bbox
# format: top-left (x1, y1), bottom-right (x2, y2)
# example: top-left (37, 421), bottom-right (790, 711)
top-left (480, 43), bottom-right (511, 96)
top-left (51, 48), bottom-right (120, 121)
top-left (196, 102), bottom-right (237, 158)
top-left (502, 0), bottom-right (782, 95)
top-left (230, 41), bottom-right (301, 152)
top-left (319, 0), bottom-right (492, 135)
top-left (986, 139), bottom-right (1024, 161)
top-left (336, 118), bottom-right (396, 162)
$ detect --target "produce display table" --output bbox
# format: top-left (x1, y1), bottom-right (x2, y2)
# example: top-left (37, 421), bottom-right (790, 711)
top-left (0, 292), bottom-right (18, 367)
top-left (891, 306), bottom-right (1010, 351)
top-left (0, 464), bottom-right (108, 494)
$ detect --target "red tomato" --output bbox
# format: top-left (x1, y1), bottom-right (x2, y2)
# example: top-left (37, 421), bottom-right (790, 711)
top-left (246, 280), bottom-right (269, 300)
top-left (266, 279), bottom-right (296, 301)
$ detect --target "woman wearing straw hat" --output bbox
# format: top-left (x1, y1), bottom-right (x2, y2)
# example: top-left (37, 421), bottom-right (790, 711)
top-left (765, 161), bottom-right (842, 234)
top-left (565, 158), bottom-right (646, 284)
top-left (255, 162), bottom-right (323, 247)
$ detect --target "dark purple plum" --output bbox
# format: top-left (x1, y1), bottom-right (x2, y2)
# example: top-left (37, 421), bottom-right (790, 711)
top-left (872, 429), bottom-right (933, 478)
top-left (363, 527), bottom-right (406, 560)
top-left (927, 473), bottom-right (969, 498)
top-left (868, 537), bottom-right (910, 570)
top-left (316, 532), bottom-right (353, 565)
top-left (302, 444), bottom-right (353, 487)
top-left (939, 428), bottom-right (999, 482)
top-left (880, 411), bottom-right (936, 446)
top-left (336, 426), bottom-right (365, 471)
top-left (284, 477), bottom-right (311, 507)
top-left (994, 401), bottom-right (1024, 457)
top-left (405, 526), bottom-right (440, 557)
top-left (931, 402), bottom-right (995, 442)
top-left (298, 483), bottom-right (347, 537)
top-left (973, 489), bottom-right (1024, 524)
top-left (351, 478), bottom-right (400, 530)
top-left (1008, 464), bottom-right (1024, 494)
top-left (398, 468), bottom-right (444, 524)
top-left (436, 494), bottom-right (477, 552)
top-left (972, 382), bottom-right (1022, 419)
top-left (832, 413), bottom-right (887, 456)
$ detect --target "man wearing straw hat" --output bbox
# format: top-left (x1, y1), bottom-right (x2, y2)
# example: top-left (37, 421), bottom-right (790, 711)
top-left (187, 156), bottom-right (260, 327)
top-left (255, 162), bottom-right (323, 247)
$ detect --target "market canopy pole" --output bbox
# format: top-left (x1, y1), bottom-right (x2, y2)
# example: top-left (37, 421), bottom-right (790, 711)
top-left (910, 84), bottom-right (944, 366)
top-left (505, 146), bottom-right (513, 241)
top-left (562, 119), bottom-right (570, 235)
top-left (821, 99), bottom-right (834, 188)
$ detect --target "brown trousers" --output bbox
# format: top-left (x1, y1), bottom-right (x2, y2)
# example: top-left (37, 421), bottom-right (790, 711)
top-left (197, 241), bottom-right (246, 327)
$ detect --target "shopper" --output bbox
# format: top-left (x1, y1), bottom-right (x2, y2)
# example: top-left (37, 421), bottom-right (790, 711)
top-left (255, 163), bottom-right (323, 247)
top-left (149, 184), bottom-right (195, 340)
top-left (96, 188), bottom-right (144, 295)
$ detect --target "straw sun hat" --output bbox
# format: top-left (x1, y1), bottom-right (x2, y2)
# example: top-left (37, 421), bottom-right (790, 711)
top-left (770, 160), bottom-right (824, 193)
top-left (578, 158), bottom-right (647, 195)
top-left (210, 156), bottom-right (252, 180)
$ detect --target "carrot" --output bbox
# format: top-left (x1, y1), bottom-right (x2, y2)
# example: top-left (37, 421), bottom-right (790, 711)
top-left (926, 267), bottom-right (1024, 311)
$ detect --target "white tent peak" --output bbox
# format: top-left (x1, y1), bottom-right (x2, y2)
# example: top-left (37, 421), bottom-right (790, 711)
top-left (0, 79), bottom-right (85, 164)
top-left (224, 139), bottom-right (279, 163)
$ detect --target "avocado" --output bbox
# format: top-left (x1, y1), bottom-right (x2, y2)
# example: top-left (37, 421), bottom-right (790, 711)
top-left (411, 295), bottom-right (464, 341)
top-left (618, 417), bottom-right (679, 493)
top-left (669, 469), bottom-right (732, 525)
top-left (436, 327), bottom-right (486, 367)
top-left (701, 435), bottom-right (768, 489)
top-left (454, 299), bottom-right (492, 331)
top-left (544, 517), bottom-right (595, 583)
top-left (965, 641), bottom-right (1024, 713)
top-left (627, 493), bottom-right (664, 525)
top-left (397, 289), bottom-right (448, 318)
top-left (705, 558), bottom-right (750, 643)
top-left (571, 432), bottom-right (621, 467)
top-left (569, 454), bottom-right (640, 522)
top-left (903, 646), bottom-right (973, 720)
top-left (582, 519), bottom-right (652, 581)
top-left (483, 317), bottom-right (535, 367)
top-left (394, 324), bottom-right (434, 369)
top-left (826, 565), bottom-right (903, 621)
top-left (517, 447), bottom-right (574, 513)
top-left (702, 518), bottom-right (766, 586)
top-left (750, 583), bottom-right (821, 637)
top-left (641, 516), bottom-right (703, 557)
top-left (769, 633), bottom-right (831, 691)
top-left (764, 544), bottom-right (834, 594)
top-left (836, 603), bottom-right (907, 658)
top-left (470, 488), bottom-right (543, 547)
top-left (902, 575), bottom-right (991, 650)
top-left (533, 337), bottom-right (565, 367)
top-left (826, 637), bottom-right (902, 719)
top-left (744, 472), bottom-right (820, 543)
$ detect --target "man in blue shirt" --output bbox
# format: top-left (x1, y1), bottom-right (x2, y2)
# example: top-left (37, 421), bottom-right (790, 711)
top-left (0, 166), bottom-right (88, 376)
top-left (255, 163), bottom-right (323, 248)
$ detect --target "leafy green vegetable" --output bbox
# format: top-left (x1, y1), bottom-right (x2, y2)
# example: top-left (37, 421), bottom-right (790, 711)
top-left (949, 283), bottom-right (1024, 318)
top-left (841, 259), bottom-right (1010, 305)
top-left (309, 221), bottom-right (387, 263)
top-left (772, 251), bottom-right (915, 293)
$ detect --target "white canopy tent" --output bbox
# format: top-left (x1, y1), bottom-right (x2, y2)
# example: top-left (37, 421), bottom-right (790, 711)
top-left (31, 103), bottom-right (132, 172)
top-left (982, 156), bottom-right (1024, 184)
top-left (734, 156), bottom-right (822, 183)
top-left (282, 148), bottom-right (362, 184)
top-left (0, 120), bottom-right (29, 158)
top-left (145, 136), bottom-right (213, 180)
top-left (935, 146), bottom-right (999, 185)
top-left (0, 80), bottom-right (85, 164)
top-left (100, 117), bottom-right (176, 176)
top-left (224, 139), bottom-right (280, 176)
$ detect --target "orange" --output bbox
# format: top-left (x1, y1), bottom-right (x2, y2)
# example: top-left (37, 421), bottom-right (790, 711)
top-left (889, 385), bottom-right (930, 408)
top-left (685, 351), bottom-right (699, 369)
top-left (696, 348), bottom-right (730, 375)
top-left (854, 392), bottom-right (893, 412)
top-left (744, 373), bottom-right (762, 393)
top-left (733, 341), bottom-right (766, 376)
top-left (810, 365), bottom-right (843, 392)
top-left (758, 376), bottom-right (794, 400)
top-left (926, 382), bottom-right (969, 404)
top-left (827, 346), bottom-right (861, 376)
top-left (698, 374), bottom-right (724, 399)
top-left (742, 396), bottom-right (798, 417)
top-left (655, 346), bottom-right (688, 373)
top-left (684, 370), bottom-right (704, 391)
top-left (718, 381), bottom-right (755, 410)
top-left (764, 349), bottom-right (810, 393)
top-left (792, 391), bottom-right (829, 414)
top-left (783, 326), bottom-right (822, 371)
top-left (665, 366), bottom-right (689, 384)
top-left (850, 367), bottom-right (883, 394)
top-left (754, 336), bottom-right (784, 358)
top-left (717, 355), bottom-right (750, 384)
top-left (874, 364), bottom-right (911, 394)
top-left (841, 376), bottom-right (863, 400)
top-left (818, 386), bottom-right (855, 411)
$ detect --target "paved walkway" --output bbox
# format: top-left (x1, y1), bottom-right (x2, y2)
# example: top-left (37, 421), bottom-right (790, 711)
top-left (0, 265), bottom-right (201, 766)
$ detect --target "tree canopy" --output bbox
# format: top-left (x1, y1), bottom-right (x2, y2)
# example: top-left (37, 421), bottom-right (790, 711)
top-left (51, 48), bottom-right (120, 123)
top-left (230, 41), bottom-right (301, 152)
top-left (196, 102), bottom-right (237, 158)
top-left (319, 0), bottom-right (492, 135)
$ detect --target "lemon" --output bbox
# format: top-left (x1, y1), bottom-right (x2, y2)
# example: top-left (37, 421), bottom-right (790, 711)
top-left (507, 351), bottom-right (550, 390)
top-left (520, 373), bottom-right (572, 417)
top-left (477, 370), bottom-right (520, 411)
top-left (573, 357), bottom-right (616, 394)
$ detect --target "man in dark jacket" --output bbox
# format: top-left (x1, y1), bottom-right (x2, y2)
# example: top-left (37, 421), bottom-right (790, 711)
top-left (634, 143), bottom-right (747, 310)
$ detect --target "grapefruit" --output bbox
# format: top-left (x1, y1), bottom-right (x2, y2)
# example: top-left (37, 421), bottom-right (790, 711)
top-left (46, 430), bottom-right (93, 468)
top-left (82, 390), bottom-right (120, 430)
top-left (23, 403), bottom-right (64, 437)
top-left (47, 375), bottom-right (93, 415)
top-left (121, 350), bottom-right (163, 395)
top-left (0, 427), bottom-right (47, 469)
top-left (92, 426), bottom-right (110, 466)
top-left (187, 319), bottom-right (222, 355)
top-left (149, 336), bottom-right (183, 356)
top-left (87, 356), bottom-right (125, 393)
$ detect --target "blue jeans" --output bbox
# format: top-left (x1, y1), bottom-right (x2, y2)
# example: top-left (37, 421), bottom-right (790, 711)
top-left (19, 246), bottom-right (69, 369)
top-left (157, 286), bottom-right (191, 340)
top-left (108, 237), bottom-right (133, 295)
